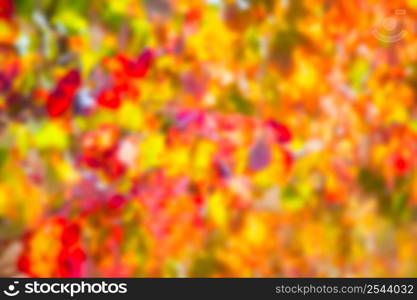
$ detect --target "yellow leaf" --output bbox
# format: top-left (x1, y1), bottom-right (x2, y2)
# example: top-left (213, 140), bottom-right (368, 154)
top-left (33, 122), bottom-right (69, 150)
top-left (208, 191), bottom-right (228, 228)
top-left (118, 101), bottom-right (144, 131)
top-left (140, 134), bottom-right (165, 170)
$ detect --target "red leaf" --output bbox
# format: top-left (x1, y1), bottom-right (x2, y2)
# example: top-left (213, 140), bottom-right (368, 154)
top-left (17, 255), bottom-right (30, 273)
top-left (46, 70), bottom-right (81, 118)
top-left (265, 120), bottom-right (292, 143)
top-left (0, 0), bottom-right (13, 20)
top-left (123, 48), bottom-right (154, 78)
top-left (393, 152), bottom-right (412, 176)
top-left (107, 194), bottom-right (126, 210)
top-left (97, 89), bottom-right (121, 109)
top-left (47, 89), bottom-right (73, 118)
top-left (57, 69), bottom-right (81, 93)
top-left (61, 223), bottom-right (80, 246)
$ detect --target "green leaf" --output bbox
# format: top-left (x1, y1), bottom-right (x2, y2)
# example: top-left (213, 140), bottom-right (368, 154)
top-left (349, 58), bottom-right (369, 92)
top-left (229, 87), bottom-right (254, 115)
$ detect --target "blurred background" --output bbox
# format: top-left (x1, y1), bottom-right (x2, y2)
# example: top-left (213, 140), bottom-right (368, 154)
top-left (1, 0), bottom-right (417, 277)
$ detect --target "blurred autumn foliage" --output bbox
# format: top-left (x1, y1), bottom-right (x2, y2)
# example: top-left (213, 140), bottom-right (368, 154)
top-left (1, 0), bottom-right (417, 277)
